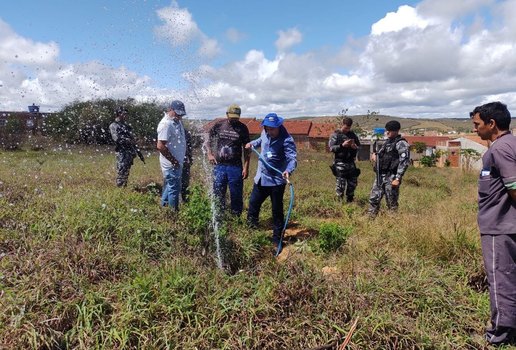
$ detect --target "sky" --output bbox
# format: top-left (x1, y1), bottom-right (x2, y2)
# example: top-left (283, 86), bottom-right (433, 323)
top-left (1, 0), bottom-right (516, 119)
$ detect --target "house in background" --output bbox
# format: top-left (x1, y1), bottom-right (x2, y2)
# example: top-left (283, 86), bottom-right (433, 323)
top-left (308, 123), bottom-right (338, 151)
top-left (247, 119), bottom-right (313, 149)
top-left (436, 135), bottom-right (488, 171)
top-left (0, 104), bottom-right (47, 134)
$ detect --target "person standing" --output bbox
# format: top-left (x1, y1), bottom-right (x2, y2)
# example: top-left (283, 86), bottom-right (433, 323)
top-left (328, 117), bottom-right (361, 202)
top-left (470, 101), bottom-right (516, 346)
top-left (245, 113), bottom-right (297, 251)
top-left (109, 106), bottom-right (137, 187)
top-left (207, 104), bottom-right (250, 216)
top-left (156, 100), bottom-right (187, 211)
top-left (367, 120), bottom-right (410, 217)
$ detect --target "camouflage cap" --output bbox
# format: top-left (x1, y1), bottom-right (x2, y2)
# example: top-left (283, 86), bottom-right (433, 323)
top-left (226, 104), bottom-right (241, 119)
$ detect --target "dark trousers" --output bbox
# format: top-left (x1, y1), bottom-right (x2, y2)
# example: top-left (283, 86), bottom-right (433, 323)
top-left (367, 174), bottom-right (400, 215)
top-left (335, 176), bottom-right (358, 199)
top-left (115, 151), bottom-right (134, 187)
top-left (181, 162), bottom-right (191, 203)
top-left (481, 234), bottom-right (516, 345)
top-left (247, 181), bottom-right (286, 243)
top-left (213, 164), bottom-right (244, 215)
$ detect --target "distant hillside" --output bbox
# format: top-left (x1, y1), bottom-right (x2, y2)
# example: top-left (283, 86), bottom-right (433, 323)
top-left (291, 115), bottom-right (516, 133)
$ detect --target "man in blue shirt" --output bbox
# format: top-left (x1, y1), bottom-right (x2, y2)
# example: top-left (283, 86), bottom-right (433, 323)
top-left (245, 113), bottom-right (297, 250)
top-left (156, 100), bottom-right (187, 211)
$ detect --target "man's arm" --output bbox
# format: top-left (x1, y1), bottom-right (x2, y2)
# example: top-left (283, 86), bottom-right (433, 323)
top-left (242, 129), bottom-right (251, 179)
top-left (328, 133), bottom-right (341, 153)
top-left (206, 126), bottom-right (218, 164)
top-left (493, 146), bottom-right (516, 203)
top-left (156, 140), bottom-right (179, 166)
top-left (392, 140), bottom-right (410, 186)
top-left (509, 189), bottom-right (516, 202)
top-left (283, 136), bottom-right (298, 179)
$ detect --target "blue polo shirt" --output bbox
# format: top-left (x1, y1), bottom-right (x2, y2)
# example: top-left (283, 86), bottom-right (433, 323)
top-left (250, 126), bottom-right (297, 186)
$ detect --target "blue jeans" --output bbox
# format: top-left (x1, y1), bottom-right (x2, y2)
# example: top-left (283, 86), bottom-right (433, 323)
top-left (213, 164), bottom-right (243, 215)
top-left (247, 180), bottom-right (286, 243)
top-left (161, 165), bottom-right (183, 210)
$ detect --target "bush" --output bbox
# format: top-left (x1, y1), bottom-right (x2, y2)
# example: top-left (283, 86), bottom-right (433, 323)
top-left (179, 185), bottom-right (212, 236)
top-left (318, 222), bottom-right (352, 253)
top-left (420, 155), bottom-right (436, 167)
top-left (0, 116), bottom-right (25, 150)
top-left (44, 98), bottom-right (164, 144)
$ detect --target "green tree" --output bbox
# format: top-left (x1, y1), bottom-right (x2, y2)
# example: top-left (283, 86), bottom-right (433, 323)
top-left (460, 148), bottom-right (481, 171)
top-left (44, 98), bottom-right (164, 144)
top-left (412, 141), bottom-right (427, 154)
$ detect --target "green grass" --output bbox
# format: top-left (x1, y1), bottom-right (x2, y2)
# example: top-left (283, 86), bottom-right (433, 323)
top-left (0, 145), bottom-right (510, 349)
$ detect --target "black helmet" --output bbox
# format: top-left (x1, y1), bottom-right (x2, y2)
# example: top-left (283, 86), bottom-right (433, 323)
top-left (115, 106), bottom-right (129, 116)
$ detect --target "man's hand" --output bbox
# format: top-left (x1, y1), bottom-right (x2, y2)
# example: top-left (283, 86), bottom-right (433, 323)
top-left (391, 178), bottom-right (400, 187)
top-left (245, 142), bottom-right (253, 149)
top-left (208, 153), bottom-right (217, 165)
top-left (509, 189), bottom-right (516, 202)
top-left (342, 139), bottom-right (353, 148)
top-left (282, 171), bottom-right (290, 182)
top-left (242, 168), bottom-right (248, 180)
top-left (371, 153), bottom-right (377, 162)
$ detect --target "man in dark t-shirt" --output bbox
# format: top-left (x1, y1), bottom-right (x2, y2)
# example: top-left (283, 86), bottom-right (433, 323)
top-left (471, 101), bottom-right (516, 346)
top-left (207, 104), bottom-right (251, 216)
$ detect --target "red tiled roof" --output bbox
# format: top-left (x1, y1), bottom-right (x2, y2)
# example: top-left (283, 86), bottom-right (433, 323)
top-left (247, 119), bottom-right (313, 136)
top-left (308, 123), bottom-right (338, 138)
top-left (282, 120), bottom-right (312, 135)
top-left (247, 120), bottom-right (262, 135)
top-left (404, 135), bottom-right (453, 147)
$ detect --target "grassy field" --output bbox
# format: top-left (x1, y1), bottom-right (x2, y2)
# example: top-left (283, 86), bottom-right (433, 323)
top-left (0, 145), bottom-right (510, 349)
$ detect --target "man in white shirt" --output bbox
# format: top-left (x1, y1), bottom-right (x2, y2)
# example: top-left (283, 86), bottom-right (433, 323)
top-left (156, 100), bottom-right (187, 210)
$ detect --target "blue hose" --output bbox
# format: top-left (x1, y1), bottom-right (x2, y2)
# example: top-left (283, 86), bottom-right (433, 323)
top-left (250, 147), bottom-right (295, 257)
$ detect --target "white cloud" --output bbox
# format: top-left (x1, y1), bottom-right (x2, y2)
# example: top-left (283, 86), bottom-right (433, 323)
top-left (154, 1), bottom-right (220, 59)
top-left (417, 0), bottom-right (495, 21)
top-left (225, 28), bottom-right (246, 43)
top-left (275, 28), bottom-right (303, 52)
top-left (371, 5), bottom-right (435, 35)
top-left (0, 19), bottom-right (59, 65)
top-left (3, 1), bottom-right (516, 120)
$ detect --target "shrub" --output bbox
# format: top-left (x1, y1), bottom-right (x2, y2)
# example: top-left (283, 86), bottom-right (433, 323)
top-left (318, 222), bottom-right (353, 253)
top-left (179, 185), bottom-right (212, 236)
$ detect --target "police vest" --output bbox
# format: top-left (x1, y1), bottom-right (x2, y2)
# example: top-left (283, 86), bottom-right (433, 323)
top-left (378, 136), bottom-right (406, 173)
top-left (111, 121), bottom-right (134, 153)
top-left (333, 131), bottom-right (358, 163)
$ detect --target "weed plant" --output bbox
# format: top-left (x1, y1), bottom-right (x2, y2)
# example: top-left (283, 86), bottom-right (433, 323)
top-left (0, 146), bottom-right (504, 349)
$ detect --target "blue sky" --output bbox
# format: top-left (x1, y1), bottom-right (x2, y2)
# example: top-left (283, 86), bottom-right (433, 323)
top-left (1, 0), bottom-right (515, 119)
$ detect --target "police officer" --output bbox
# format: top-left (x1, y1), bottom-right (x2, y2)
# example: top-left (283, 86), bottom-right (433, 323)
top-left (328, 117), bottom-right (361, 202)
top-left (367, 120), bottom-right (410, 217)
top-left (109, 106), bottom-right (137, 187)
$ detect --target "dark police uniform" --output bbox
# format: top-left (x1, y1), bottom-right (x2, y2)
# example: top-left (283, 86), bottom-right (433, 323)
top-left (328, 130), bottom-right (361, 202)
top-left (109, 119), bottom-right (136, 187)
top-left (367, 135), bottom-right (410, 216)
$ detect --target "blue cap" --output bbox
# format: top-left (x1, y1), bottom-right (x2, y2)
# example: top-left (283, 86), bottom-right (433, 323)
top-left (169, 100), bottom-right (186, 116)
top-left (261, 113), bottom-right (284, 128)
